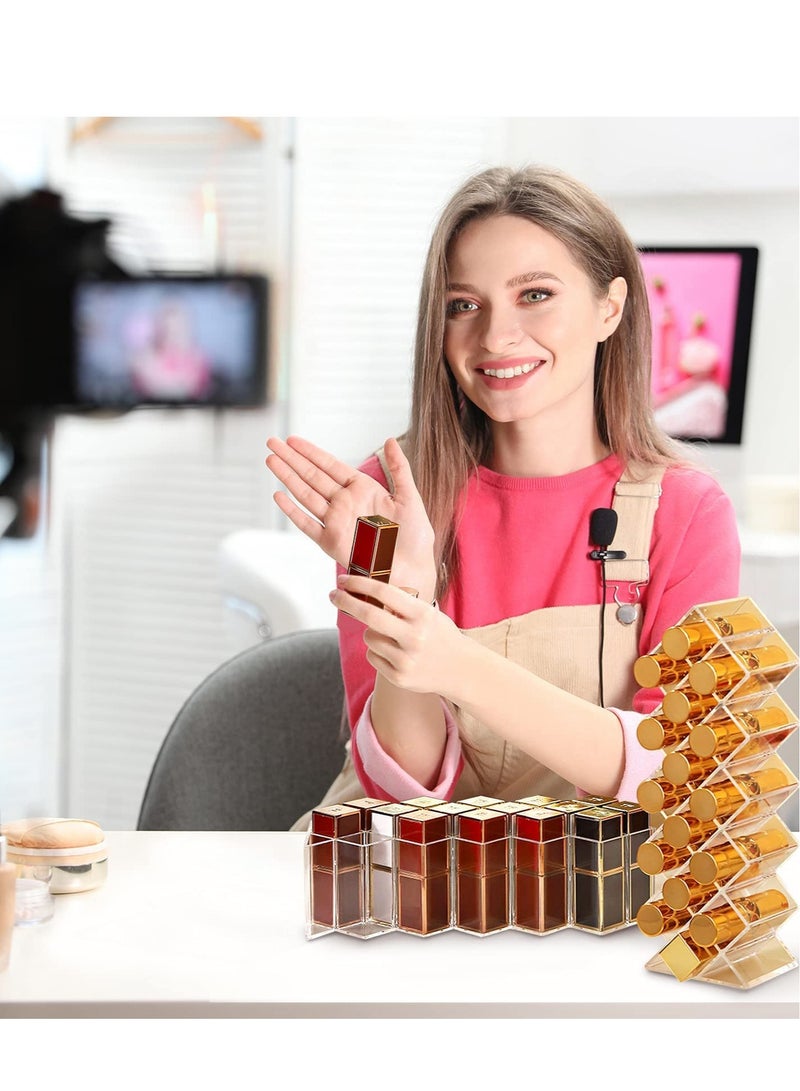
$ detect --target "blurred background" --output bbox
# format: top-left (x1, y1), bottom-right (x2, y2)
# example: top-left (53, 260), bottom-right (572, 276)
top-left (1, 115), bottom-right (798, 830)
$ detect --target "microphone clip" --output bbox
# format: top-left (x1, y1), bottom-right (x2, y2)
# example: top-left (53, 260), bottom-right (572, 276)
top-left (588, 548), bottom-right (627, 561)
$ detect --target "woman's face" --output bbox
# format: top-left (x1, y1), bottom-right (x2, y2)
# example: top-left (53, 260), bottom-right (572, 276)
top-left (443, 214), bottom-right (625, 436)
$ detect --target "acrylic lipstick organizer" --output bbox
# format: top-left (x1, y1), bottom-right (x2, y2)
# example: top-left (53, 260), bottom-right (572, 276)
top-left (304, 792), bottom-right (652, 940)
top-left (632, 596), bottom-right (798, 989)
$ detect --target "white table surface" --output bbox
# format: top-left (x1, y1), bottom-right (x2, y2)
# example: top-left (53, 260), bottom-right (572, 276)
top-left (0, 831), bottom-right (797, 1019)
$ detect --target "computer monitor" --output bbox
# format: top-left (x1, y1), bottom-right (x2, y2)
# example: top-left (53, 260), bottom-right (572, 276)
top-left (637, 246), bottom-right (758, 445)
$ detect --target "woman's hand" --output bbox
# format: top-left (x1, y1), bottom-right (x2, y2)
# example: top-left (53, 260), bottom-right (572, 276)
top-left (265, 435), bottom-right (437, 600)
top-left (330, 573), bottom-right (464, 697)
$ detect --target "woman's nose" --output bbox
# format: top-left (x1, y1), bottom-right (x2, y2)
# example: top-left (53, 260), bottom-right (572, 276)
top-left (478, 308), bottom-right (523, 353)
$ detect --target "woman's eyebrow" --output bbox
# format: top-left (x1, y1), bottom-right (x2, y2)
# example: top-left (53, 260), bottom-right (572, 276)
top-left (506, 271), bottom-right (564, 288)
top-left (446, 271), bottom-right (564, 292)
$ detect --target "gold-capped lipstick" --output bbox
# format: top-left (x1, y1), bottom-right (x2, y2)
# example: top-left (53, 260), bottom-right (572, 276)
top-left (636, 899), bottom-right (692, 936)
top-left (662, 874), bottom-right (718, 911)
top-left (637, 838), bottom-right (691, 876)
top-left (688, 644), bottom-right (795, 697)
top-left (395, 810), bottom-right (451, 935)
top-left (636, 714), bottom-right (690, 751)
top-left (689, 822), bottom-right (797, 885)
top-left (661, 612), bottom-right (761, 660)
top-left (633, 653), bottom-right (689, 690)
top-left (661, 750), bottom-right (718, 787)
top-left (636, 776), bottom-right (689, 815)
top-left (346, 515), bottom-right (399, 607)
top-left (689, 703), bottom-right (796, 760)
top-left (454, 808), bottom-right (510, 935)
top-left (689, 889), bottom-right (790, 948)
top-left (662, 689), bottom-right (718, 725)
top-left (689, 766), bottom-right (797, 822)
top-left (662, 812), bottom-right (718, 850)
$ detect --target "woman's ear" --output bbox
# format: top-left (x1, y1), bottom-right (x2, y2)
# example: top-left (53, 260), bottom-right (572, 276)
top-left (598, 276), bottom-right (628, 342)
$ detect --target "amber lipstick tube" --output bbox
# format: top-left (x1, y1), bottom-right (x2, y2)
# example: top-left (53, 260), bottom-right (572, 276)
top-left (346, 514), bottom-right (399, 606)
top-left (661, 812), bottom-right (718, 850)
top-left (454, 808), bottom-right (510, 935)
top-left (662, 873), bottom-right (719, 911)
top-left (512, 807), bottom-right (568, 934)
top-left (395, 810), bottom-right (452, 935)
top-left (689, 702), bottom-right (796, 760)
top-left (661, 750), bottom-right (719, 788)
top-left (307, 804), bottom-right (365, 937)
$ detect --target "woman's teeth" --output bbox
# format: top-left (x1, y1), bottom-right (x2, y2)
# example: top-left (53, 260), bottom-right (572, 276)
top-left (482, 362), bottom-right (539, 378)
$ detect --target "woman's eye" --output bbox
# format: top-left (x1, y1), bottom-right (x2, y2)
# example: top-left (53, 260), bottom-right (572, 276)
top-left (522, 288), bottom-right (551, 303)
top-left (446, 299), bottom-right (477, 315)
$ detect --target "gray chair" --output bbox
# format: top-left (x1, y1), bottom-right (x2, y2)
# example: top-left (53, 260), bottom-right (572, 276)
top-left (137, 628), bottom-right (347, 831)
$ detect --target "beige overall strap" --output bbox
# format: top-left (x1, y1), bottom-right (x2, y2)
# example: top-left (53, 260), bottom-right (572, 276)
top-left (604, 466), bottom-right (666, 585)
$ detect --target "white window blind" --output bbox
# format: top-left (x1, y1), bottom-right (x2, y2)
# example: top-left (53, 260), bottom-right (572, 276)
top-left (38, 118), bottom-right (286, 828)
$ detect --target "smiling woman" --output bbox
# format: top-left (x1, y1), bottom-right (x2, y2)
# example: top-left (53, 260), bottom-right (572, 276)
top-left (265, 164), bottom-right (741, 829)
top-left (442, 214), bottom-right (627, 473)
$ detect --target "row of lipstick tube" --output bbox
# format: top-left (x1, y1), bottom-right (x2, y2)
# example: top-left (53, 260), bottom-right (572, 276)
top-left (305, 793), bottom-right (652, 940)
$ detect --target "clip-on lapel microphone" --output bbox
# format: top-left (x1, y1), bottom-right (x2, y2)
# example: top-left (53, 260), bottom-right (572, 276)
top-left (588, 508), bottom-right (627, 707)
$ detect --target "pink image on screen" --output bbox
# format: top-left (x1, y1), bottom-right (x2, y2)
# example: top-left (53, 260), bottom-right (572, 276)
top-left (639, 251), bottom-right (742, 439)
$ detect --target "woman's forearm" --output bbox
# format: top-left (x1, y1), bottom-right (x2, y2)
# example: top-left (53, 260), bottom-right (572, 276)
top-left (370, 673), bottom-right (448, 789)
top-left (440, 633), bottom-right (626, 796)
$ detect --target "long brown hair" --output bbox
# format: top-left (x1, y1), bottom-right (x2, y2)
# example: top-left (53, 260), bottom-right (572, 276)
top-left (401, 164), bottom-right (687, 597)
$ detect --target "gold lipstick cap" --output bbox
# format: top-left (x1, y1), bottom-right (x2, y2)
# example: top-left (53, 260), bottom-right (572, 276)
top-left (689, 723), bottom-right (722, 758)
top-left (690, 846), bottom-right (739, 885)
top-left (634, 656), bottom-right (668, 689)
top-left (636, 780), bottom-right (667, 814)
top-left (636, 901), bottom-right (688, 936)
top-left (661, 625), bottom-right (698, 661)
top-left (690, 788), bottom-right (718, 821)
top-left (636, 904), bottom-right (669, 936)
top-left (662, 689), bottom-right (716, 725)
top-left (662, 752), bottom-right (693, 786)
top-left (637, 716), bottom-right (668, 750)
top-left (689, 661), bottom-right (723, 696)
top-left (662, 813), bottom-right (714, 849)
top-left (689, 907), bottom-right (741, 948)
top-left (662, 876), bottom-right (696, 911)
top-left (636, 841), bottom-right (668, 875)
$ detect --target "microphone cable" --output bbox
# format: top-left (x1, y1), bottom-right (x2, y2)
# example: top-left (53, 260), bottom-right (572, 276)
top-left (588, 507), bottom-right (626, 709)
top-left (598, 555), bottom-right (608, 707)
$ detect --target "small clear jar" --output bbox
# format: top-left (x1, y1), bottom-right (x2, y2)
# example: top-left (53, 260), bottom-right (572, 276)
top-left (14, 878), bottom-right (55, 926)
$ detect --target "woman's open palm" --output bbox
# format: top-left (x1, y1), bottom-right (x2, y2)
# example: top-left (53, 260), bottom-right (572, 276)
top-left (265, 435), bottom-right (436, 596)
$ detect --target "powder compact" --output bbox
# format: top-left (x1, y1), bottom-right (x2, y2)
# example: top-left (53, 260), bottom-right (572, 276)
top-left (0, 817), bottom-right (108, 894)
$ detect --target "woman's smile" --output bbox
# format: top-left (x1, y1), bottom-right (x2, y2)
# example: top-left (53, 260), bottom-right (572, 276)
top-left (476, 357), bottom-right (548, 388)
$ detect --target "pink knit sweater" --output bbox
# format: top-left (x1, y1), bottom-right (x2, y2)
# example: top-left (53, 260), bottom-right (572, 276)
top-left (338, 453), bottom-right (741, 803)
